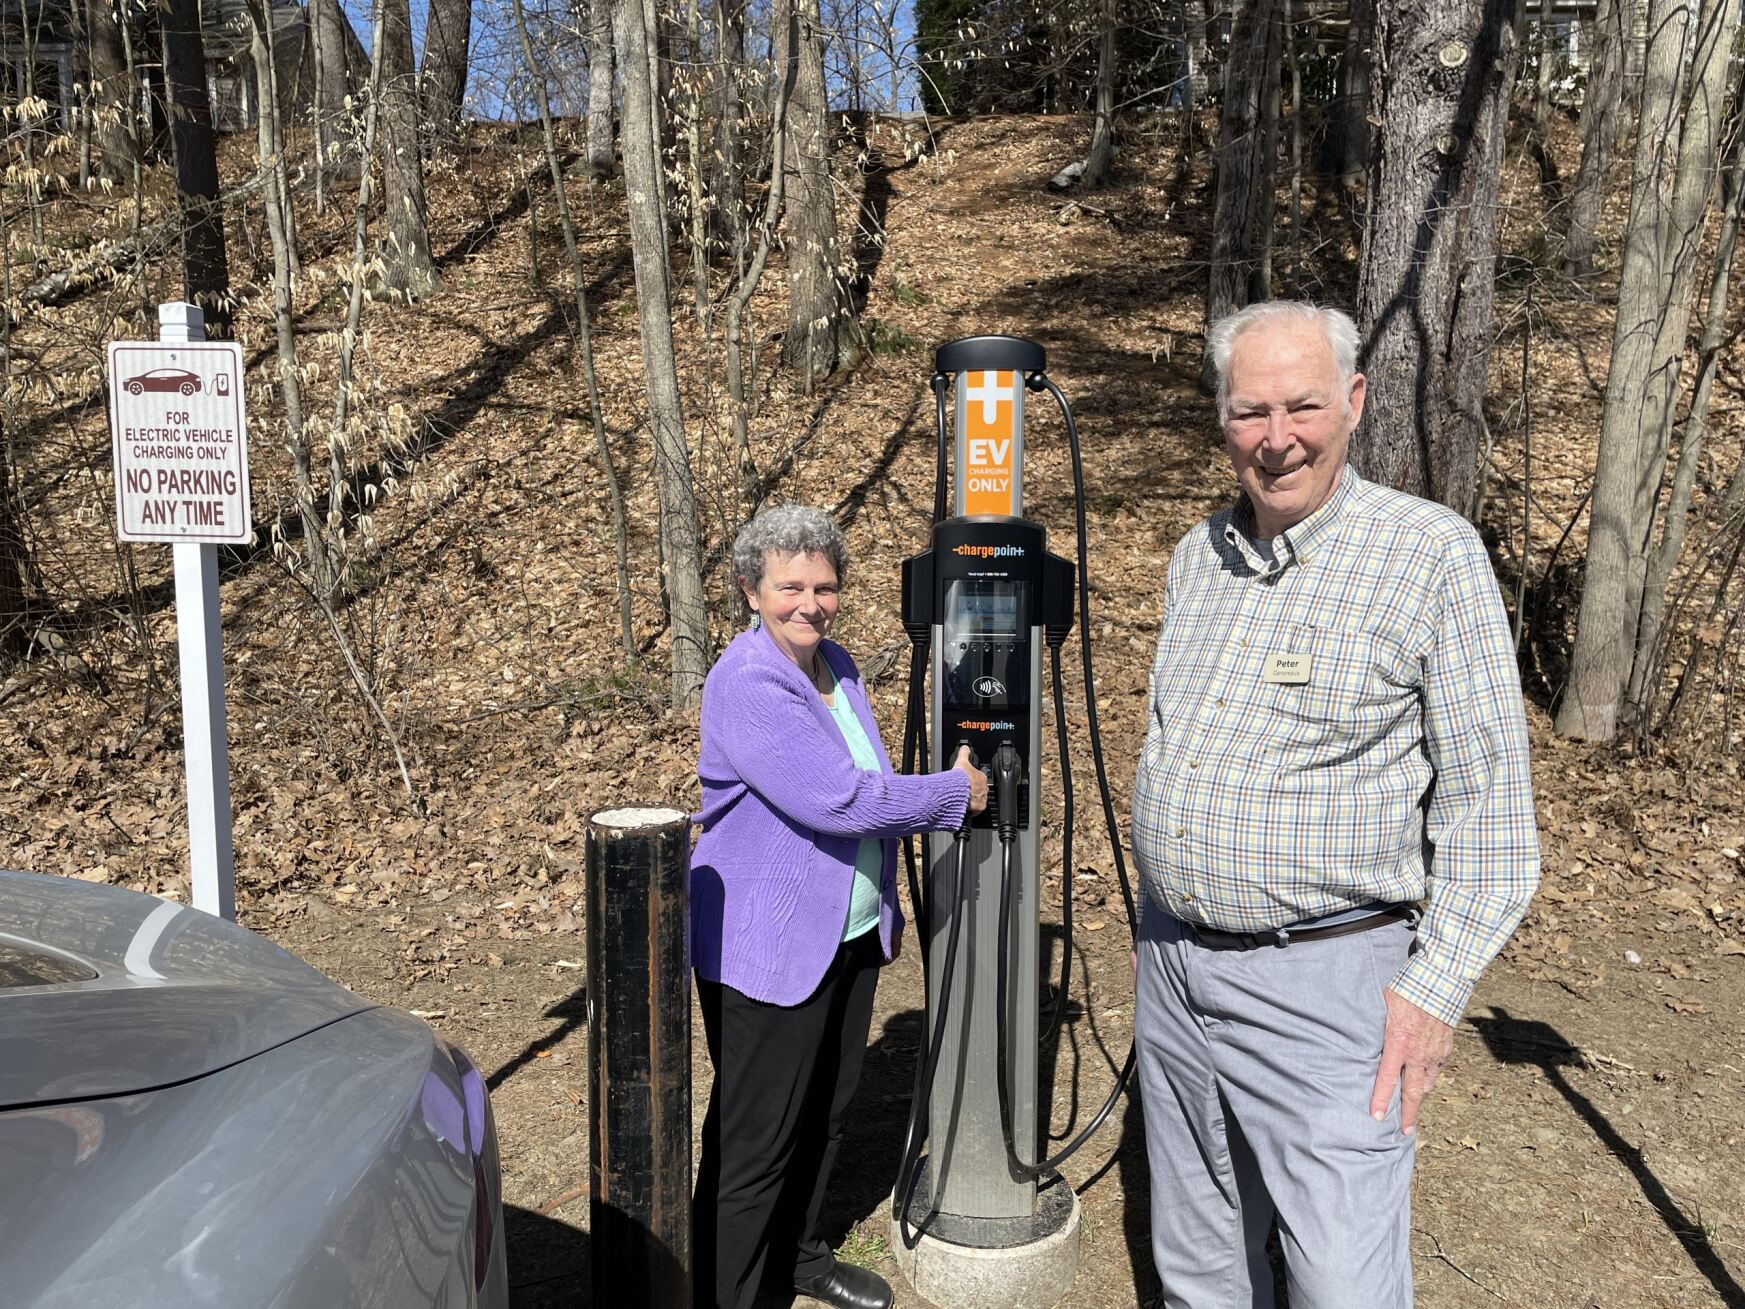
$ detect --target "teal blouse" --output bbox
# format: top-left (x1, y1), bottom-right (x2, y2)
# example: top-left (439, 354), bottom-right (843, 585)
top-left (823, 669), bottom-right (883, 941)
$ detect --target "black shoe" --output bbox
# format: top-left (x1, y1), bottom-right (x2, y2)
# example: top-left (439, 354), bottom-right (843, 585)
top-left (793, 1261), bottom-right (893, 1309)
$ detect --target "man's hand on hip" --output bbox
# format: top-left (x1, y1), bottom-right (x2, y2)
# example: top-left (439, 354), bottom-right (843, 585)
top-left (1369, 988), bottom-right (1454, 1134)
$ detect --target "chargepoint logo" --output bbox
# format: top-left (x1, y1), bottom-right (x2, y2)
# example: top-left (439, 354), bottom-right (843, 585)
top-left (958, 719), bottom-right (1017, 732)
top-left (954, 544), bottom-right (1025, 560)
top-left (973, 676), bottom-right (1006, 698)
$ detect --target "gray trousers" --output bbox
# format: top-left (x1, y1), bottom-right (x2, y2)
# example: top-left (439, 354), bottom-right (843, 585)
top-left (1134, 903), bottom-right (1417, 1308)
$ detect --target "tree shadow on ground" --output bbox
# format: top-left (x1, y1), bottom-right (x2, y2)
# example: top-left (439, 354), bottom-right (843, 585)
top-left (505, 1204), bottom-right (592, 1307)
top-left (1471, 1006), bottom-right (1745, 1308)
top-left (488, 985), bottom-right (587, 1093)
top-left (436, 147), bottom-right (577, 272)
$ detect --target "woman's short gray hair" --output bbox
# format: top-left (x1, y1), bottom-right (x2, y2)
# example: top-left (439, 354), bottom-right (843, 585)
top-left (1206, 301), bottom-right (1361, 420)
top-left (732, 504), bottom-right (849, 592)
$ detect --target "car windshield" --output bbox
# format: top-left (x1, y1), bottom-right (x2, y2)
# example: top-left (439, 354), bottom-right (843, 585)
top-left (0, 940), bottom-right (98, 988)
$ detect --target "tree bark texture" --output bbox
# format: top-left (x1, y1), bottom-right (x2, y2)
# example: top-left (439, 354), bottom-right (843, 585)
top-left (1203, 0), bottom-right (1281, 391)
top-left (613, 0), bottom-right (710, 707)
top-left (1557, 0), bottom-right (1739, 740)
top-left (310, 0), bottom-right (352, 144)
top-left (1352, 0), bottom-right (1520, 518)
top-left (376, 0), bottom-right (440, 299)
top-left (586, 0), bottom-right (617, 179)
top-left (780, 0), bottom-right (857, 382)
top-left (1563, 0), bottom-right (1625, 275)
top-left (420, 0), bottom-right (473, 152)
top-left (158, 0), bottom-right (232, 337)
top-left (85, 0), bottom-right (139, 179)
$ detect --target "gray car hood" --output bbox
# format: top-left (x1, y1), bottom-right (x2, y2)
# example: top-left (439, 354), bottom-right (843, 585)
top-left (0, 871), bottom-right (374, 1108)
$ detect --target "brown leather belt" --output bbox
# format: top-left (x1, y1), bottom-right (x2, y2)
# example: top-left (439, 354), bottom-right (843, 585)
top-left (1188, 904), bottom-right (1420, 951)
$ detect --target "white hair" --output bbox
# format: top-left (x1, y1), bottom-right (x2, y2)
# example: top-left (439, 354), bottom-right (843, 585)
top-left (1206, 301), bottom-right (1361, 421)
top-left (731, 504), bottom-right (848, 592)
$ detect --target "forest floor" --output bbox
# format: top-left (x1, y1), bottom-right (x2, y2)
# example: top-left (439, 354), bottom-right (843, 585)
top-left (5, 110), bottom-right (1745, 1307)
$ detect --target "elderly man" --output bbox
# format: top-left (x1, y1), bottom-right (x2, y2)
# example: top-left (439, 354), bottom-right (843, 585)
top-left (1130, 301), bottom-right (1539, 1307)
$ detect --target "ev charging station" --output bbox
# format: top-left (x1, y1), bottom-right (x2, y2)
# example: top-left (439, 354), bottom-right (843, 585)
top-left (891, 337), bottom-right (1137, 1308)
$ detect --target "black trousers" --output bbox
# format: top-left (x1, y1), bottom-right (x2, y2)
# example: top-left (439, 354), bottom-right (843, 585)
top-left (693, 930), bottom-right (883, 1309)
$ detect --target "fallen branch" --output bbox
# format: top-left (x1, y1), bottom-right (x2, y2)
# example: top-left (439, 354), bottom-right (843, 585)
top-left (537, 1183), bottom-right (587, 1216)
top-left (1412, 1227), bottom-right (1507, 1301)
top-left (1054, 199), bottom-right (1118, 226)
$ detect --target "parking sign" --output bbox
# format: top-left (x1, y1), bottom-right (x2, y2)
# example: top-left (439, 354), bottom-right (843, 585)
top-left (109, 340), bottom-right (251, 544)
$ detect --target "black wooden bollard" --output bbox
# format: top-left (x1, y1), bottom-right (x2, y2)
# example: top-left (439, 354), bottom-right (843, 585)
top-left (586, 807), bottom-right (691, 1306)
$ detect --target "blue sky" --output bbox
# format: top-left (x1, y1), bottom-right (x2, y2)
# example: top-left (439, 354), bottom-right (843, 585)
top-left (338, 0), bottom-right (920, 120)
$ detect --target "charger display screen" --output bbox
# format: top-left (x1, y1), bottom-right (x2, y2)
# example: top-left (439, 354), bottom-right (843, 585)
top-left (944, 580), bottom-right (1021, 638)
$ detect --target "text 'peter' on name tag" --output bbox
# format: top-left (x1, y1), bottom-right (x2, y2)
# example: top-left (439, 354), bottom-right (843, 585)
top-left (1262, 652), bottom-right (1312, 684)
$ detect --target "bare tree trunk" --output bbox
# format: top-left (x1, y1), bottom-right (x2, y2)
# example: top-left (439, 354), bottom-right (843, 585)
top-left (421, 0), bottom-right (473, 153)
top-left (245, 0), bottom-right (324, 594)
top-left (615, 0), bottom-right (710, 707)
top-left (684, 0), bottom-right (709, 319)
top-left (1081, 0), bottom-right (1118, 186)
top-left (710, 0), bottom-right (747, 242)
top-left (376, 0), bottom-right (440, 299)
top-left (256, 5), bottom-right (300, 279)
top-left (159, 0), bottom-right (233, 336)
top-left (1532, 0), bottom-right (1555, 138)
top-left (1285, 0), bottom-right (1302, 287)
top-left (781, 0), bottom-right (858, 383)
top-left (1557, 0), bottom-right (1738, 740)
top-left (1327, 0), bottom-right (1375, 189)
top-left (513, 0), bottom-right (635, 659)
top-left (333, 0), bottom-right (387, 463)
top-left (1625, 122), bottom-right (1745, 725)
top-left (1202, 0), bottom-right (1280, 390)
top-left (118, 0), bottom-right (149, 322)
top-left (1186, 0), bottom-right (1210, 108)
top-left (0, 194), bottom-right (30, 659)
top-left (0, 443), bottom-right (28, 659)
top-left (310, 0), bottom-right (354, 208)
top-left (1252, 18), bottom-right (1281, 300)
top-left (1353, 0), bottom-right (1520, 516)
top-left (586, 0), bottom-right (617, 180)
top-left (85, 0), bottom-right (139, 179)
top-left (1563, 0), bottom-right (1624, 275)
top-left (725, 0), bottom-right (794, 500)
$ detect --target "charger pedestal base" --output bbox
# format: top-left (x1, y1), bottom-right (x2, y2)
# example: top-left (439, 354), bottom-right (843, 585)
top-left (887, 1165), bottom-right (1079, 1309)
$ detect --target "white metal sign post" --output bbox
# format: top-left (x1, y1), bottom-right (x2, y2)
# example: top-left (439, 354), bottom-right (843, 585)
top-left (108, 303), bottom-right (251, 920)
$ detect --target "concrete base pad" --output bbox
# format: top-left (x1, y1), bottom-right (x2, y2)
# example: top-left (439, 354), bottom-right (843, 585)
top-left (888, 1183), bottom-right (1080, 1309)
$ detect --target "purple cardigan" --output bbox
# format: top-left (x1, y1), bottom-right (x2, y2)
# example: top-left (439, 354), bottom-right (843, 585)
top-left (689, 625), bottom-right (971, 1005)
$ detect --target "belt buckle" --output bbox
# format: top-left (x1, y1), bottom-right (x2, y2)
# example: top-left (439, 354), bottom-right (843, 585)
top-left (1271, 927), bottom-right (1290, 948)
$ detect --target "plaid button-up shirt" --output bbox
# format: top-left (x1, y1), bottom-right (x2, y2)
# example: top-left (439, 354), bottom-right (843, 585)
top-left (1131, 467), bottom-right (1540, 1026)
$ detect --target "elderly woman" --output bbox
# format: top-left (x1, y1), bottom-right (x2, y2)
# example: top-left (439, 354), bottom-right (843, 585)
top-left (690, 505), bottom-right (986, 1309)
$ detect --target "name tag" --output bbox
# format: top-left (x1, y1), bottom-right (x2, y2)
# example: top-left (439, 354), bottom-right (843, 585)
top-left (1262, 652), bottom-right (1312, 684)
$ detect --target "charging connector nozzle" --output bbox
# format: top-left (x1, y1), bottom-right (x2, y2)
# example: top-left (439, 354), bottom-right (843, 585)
top-left (992, 745), bottom-right (1021, 844)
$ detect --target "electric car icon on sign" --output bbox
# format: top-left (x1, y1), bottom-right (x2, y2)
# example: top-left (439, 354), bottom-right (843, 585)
top-left (124, 368), bottom-right (202, 396)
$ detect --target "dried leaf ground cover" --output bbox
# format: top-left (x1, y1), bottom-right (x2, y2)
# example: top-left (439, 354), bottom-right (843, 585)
top-left (3, 112), bottom-right (1743, 1307)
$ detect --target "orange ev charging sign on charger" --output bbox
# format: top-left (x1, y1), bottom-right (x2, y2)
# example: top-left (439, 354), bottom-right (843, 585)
top-left (955, 369), bottom-right (1024, 518)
